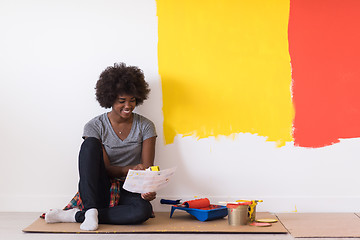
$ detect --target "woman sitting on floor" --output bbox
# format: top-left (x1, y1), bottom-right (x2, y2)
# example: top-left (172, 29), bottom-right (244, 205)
top-left (45, 62), bottom-right (157, 231)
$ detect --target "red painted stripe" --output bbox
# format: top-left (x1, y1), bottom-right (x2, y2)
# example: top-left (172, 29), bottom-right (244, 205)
top-left (289, 0), bottom-right (360, 147)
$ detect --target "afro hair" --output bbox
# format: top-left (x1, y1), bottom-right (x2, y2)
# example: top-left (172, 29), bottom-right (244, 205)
top-left (95, 63), bottom-right (150, 108)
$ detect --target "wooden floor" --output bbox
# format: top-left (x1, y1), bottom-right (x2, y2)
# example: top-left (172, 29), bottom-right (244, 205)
top-left (2, 212), bottom-right (360, 240)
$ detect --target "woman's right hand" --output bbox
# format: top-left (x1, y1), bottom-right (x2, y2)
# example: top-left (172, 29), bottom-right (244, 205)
top-left (131, 164), bottom-right (146, 170)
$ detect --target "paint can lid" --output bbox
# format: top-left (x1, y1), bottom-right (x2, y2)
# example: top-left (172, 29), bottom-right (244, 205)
top-left (256, 218), bottom-right (278, 223)
top-left (226, 202), bottom-right (252, 208)
top-left (250, 222), bottom-right (272, 227)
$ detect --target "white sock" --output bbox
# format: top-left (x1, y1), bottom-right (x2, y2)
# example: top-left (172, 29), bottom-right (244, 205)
top-left (80, 208), bottom-right (98, 231)
top-left (45, 208), bottom-right (79, 223)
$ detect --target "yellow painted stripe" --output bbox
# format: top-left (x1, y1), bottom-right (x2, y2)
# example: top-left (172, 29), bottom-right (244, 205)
top-left (157, 0), bottom-right (294, 146)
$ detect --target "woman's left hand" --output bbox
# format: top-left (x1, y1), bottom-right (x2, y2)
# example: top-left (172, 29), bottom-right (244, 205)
top-left (141, 192), bottom-right (156, 201)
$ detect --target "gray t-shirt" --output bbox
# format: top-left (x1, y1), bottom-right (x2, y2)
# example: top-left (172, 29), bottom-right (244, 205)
top-left (83, 112), bottom-right (157, 167)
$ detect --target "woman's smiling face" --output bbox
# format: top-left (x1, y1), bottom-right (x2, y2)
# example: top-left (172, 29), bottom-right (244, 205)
top-left (112, 95), bottom-right (136, 120)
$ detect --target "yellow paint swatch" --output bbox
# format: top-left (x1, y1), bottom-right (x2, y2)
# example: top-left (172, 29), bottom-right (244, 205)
top-left (157, 0), bottom-right (294, 146)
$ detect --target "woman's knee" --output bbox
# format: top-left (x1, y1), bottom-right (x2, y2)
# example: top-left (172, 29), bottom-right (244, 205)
top-left (78, 137), bottom-right (103, 166)
top-left (79, 137), bottom-right (102, 156)
top-left (81, 137), bottom-right (102, 150)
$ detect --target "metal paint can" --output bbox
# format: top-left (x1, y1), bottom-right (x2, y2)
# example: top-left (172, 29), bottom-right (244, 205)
top-left (227, 203), bottom-right (251, 226)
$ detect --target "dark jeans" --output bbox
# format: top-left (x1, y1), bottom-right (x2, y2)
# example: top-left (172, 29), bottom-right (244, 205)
top-left (75, 137), bottom-right (153, 225)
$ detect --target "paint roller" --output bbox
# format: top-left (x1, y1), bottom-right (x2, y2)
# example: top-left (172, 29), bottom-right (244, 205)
top-left (161, 198), bottom-right (211, 209)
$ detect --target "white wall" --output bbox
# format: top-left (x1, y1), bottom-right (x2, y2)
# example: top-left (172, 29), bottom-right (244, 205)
top-left (0, 0), bottom-right (359, 213)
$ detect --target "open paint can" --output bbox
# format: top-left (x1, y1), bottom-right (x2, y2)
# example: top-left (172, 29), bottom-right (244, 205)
top-left (227, 202), bottom-right (251, 226)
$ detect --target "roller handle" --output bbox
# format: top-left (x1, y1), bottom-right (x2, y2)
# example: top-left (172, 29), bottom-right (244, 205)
top-left (160, 199), bottom-right (181, 205)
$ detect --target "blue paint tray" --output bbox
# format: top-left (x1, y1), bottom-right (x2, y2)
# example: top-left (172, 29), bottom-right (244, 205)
top-left (170, 205), bottom-right (228, 221)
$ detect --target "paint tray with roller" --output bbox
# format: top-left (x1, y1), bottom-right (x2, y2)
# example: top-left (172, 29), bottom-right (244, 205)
top-left (163, 198), bottom-right (228, 221)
